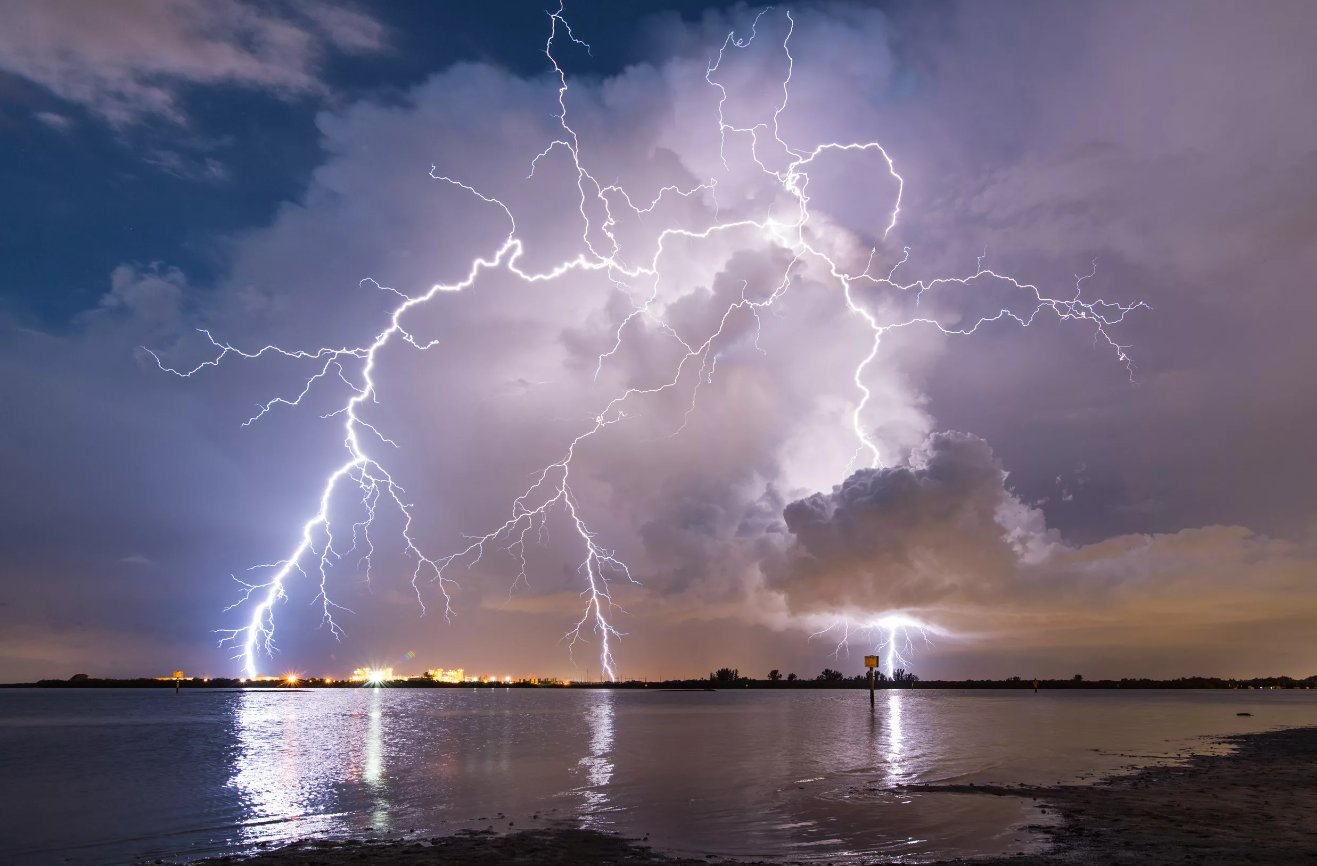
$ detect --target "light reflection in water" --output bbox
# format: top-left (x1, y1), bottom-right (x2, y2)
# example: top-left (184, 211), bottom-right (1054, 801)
top-left (15, 688), bottom-right (1313, 865)
top-left (575, 690), bottom-right (615, 826)
top-left (228, 689), bottom-right (393, 844)
top-left (885, 689), bottom-right (905, 786)
top-left (363, 688), bottom-right (384, 785)
top-left (228, 692), bottom-right (322, 843)
top-left (363, 688), bottom-right (390, 830)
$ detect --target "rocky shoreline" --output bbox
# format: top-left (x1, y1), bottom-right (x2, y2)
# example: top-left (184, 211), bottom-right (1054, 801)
top-left (191, 725), bottom-right (1317, 865)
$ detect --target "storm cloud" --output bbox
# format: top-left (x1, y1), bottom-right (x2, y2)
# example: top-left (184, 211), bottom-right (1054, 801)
top-left (770, 432), bottom-right (1317, 675)
top-left (1, 1), bottom-right (1315, 681)
top-left (774, 432), bottom-right (1043, 614)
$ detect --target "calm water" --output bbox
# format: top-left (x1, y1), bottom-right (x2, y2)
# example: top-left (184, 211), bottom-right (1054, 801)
top-left (2, 688), bottom-right (1316, 865)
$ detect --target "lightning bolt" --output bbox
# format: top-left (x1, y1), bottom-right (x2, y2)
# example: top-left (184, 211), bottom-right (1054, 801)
top-left (811, 614), bottom-right (936, 680)
top-left (150, 5), bottom-right (1144, 682)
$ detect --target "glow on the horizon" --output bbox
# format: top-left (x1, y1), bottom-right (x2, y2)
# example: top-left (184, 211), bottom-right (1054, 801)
top-left (810, 612), bottom-right (944, 679)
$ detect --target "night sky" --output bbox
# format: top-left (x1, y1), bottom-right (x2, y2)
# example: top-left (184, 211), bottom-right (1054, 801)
top-left (2, 0), bottom-right (1314, 683)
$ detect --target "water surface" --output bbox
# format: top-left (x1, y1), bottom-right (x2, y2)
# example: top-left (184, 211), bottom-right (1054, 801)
top-left (2, 687), bottom-right (1315, 864)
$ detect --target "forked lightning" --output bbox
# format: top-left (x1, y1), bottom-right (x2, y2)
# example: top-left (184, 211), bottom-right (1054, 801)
top-left (151, 5), bottom-right (1144, 680)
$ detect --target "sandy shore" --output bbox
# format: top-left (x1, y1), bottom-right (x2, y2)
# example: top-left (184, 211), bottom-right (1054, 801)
top-left (191, 725), bottom-right (1317, 865)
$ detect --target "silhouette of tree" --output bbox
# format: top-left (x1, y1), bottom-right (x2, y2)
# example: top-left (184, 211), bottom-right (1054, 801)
top-left (711, 667), bottom-right (739, 684)
top-left (786, 672), bottom-right (798, 682)
top-left (768, 669), bottom-right (782, 681)
top-left (817, 668), bottom-right (844, 682)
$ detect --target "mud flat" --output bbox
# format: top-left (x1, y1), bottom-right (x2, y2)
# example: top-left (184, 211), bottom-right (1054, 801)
top-left (191, 726), bottom-right (1317, 865)
top-left (928, 724), bottom-right (1317, 865)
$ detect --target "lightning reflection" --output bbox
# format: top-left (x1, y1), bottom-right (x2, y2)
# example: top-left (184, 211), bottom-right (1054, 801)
top-left (575, 690), bottom-right (616, 827)
top-left (884, 689), bottom-right (905, 786)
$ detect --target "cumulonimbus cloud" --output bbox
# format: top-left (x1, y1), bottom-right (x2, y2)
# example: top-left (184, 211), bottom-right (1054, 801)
top-left (4, 2), bottom-right (1315, 680)
top-left (767, 431), bottom-right (1317, 668)
top-left (773, 432), bottom-right (1041, 615)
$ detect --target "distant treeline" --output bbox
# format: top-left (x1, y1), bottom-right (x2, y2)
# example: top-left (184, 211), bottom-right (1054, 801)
top-left (5, 672), bottom-right (1316, 689)
top-left (671, 669), bottom-right (1317, 690)
top-left (691, 667), bottom-right (1317, 690)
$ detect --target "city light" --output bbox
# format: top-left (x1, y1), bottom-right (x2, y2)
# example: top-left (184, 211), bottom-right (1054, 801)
top-left (351, 666), bottom-right (395, 686)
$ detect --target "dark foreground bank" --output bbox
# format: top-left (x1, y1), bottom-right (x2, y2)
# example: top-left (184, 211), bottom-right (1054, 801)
top-left (922, 724), bottom-right (1317, 865)
top-left (190, 726), bottom-right (1317, 866)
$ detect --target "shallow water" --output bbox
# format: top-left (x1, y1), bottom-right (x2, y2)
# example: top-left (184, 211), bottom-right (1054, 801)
top-left (1, 687), bottom-right (1315, 864)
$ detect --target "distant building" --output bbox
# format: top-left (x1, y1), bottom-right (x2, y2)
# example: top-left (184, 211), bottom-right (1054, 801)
top-left (350, 667), bottom-right (395, 683)
top-left (425, 667), bottom-right (465, 683)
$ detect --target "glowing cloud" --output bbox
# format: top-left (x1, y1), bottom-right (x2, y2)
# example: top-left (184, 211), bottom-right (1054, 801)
top-left (150, 6), bottom-right (1142, 680)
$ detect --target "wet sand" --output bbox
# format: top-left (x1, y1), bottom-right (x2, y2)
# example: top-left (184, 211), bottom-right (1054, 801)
top-left (191, 725), bottom-right (1317, 865)
top-left (931, 724), bottom-right (1317, 865)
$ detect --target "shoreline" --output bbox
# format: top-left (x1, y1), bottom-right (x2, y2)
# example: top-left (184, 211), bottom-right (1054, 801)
top-left (188, 725), bottom-right (1317, 865)
top-left (13, 676), bottom-right (1315, 690)
top-left (931, 723), bottom-right (1317, 864)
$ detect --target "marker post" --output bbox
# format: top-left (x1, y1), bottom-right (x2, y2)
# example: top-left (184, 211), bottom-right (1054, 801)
top-left (864, 655), bottom-right (879, 707)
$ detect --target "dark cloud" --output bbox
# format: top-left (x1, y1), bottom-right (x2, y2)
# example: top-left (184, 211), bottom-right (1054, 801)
top-left (774, 432), bottom-right (1028, 615)
top-left (770, 431), bottom-right (1317, 677)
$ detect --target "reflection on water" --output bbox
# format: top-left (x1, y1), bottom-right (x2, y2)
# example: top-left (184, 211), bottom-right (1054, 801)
top-left (363, 689), bottom-right (384, 786)
top-left (885, 689), bottom-right (904, 785)
top-left (229, 691), bottom-right (337, 844)
top-left (363, 688), bottom-right (389, 830)
top-left (229, 692), bottom-right (304, 841)
top-left (6, 687), bottom-right (1317, 865)
top-left (866, 689), bottom-right (905, 789)
top-left (229, 687), bottom-right (393, 845)
top-left (574, 690), bottom-right (615, 825)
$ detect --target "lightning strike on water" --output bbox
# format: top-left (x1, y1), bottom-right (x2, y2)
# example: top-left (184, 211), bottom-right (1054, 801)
top-left (150, 5), bottom-right (1145, 681)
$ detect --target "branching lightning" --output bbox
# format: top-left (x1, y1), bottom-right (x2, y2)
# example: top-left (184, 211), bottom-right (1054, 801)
top-left (151, 5), bottom-right (1145, 681)
top-left (810, 614), bottom-right (938, 680)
